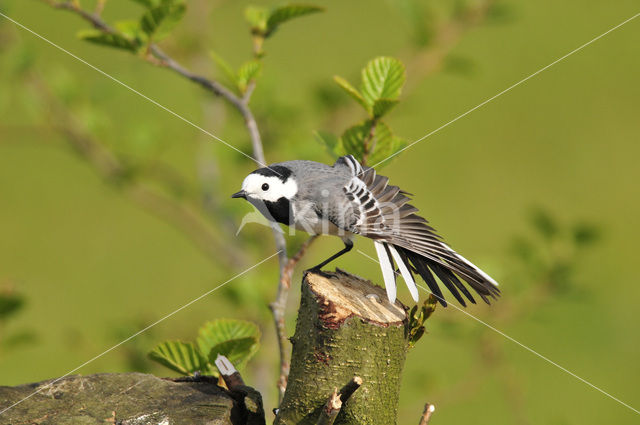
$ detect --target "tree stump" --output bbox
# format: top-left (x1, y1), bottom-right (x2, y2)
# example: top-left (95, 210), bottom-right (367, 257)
top-left (0, 372), bottom-right (264, 425)
top-left (275, 269), bottom-right (409, 425)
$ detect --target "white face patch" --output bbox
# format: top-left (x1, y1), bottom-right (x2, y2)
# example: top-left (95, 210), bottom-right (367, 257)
top-left (241, 173), bottom-right (298, 202)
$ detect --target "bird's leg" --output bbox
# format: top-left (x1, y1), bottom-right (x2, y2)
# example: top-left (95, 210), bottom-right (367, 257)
top-left (310, 239), bottom-right (354, 271)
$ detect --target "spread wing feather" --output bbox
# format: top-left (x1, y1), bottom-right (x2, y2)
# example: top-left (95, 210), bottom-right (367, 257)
top-left (333, 155), bottom-right (500, 306)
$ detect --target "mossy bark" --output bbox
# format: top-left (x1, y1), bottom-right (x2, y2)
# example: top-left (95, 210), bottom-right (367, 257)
top-left (0, 372), bottom-right (265, 425)
top-left (275, 269), bottom-right (409, 425)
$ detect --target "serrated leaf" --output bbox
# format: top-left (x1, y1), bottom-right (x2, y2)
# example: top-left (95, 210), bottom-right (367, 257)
top-left (340, 121), bottom-right (371, 161)
top-left (367, 122), bottom-right (407, 166)
top-left (333, 76), bottom-right (368, 111)
top-left (245, 6), bottom-right (268, 32)
top-left (148, 341), bottom-right (207, 375)
top-left (372, 98), bottom-right (399, 118)
top-left (197, 319), bottom-right (260, 371)
top-left (360, 56), bottom-right (406, 105)
top-left (206, 337), bottom-right (258, 370)
top-left (77, 30), bottom-right (139, 52)
top-left (314, 130), bottom-right (344, 158)
top-left (140, 1), bottom-right (186, 42)
top-left (313, 130), bottom-right (339, 150)
top-left (115, 20), bottom-right (147, 42)
top-left (237, 60), bottom-right (262, 93)
top-left (265, 4), bottom-right (323, 37)
top-left (209, 50), bottom-right (238, 87)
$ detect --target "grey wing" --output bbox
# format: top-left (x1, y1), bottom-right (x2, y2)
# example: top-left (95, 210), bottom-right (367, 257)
top-left (333, 155), bottom-right (500, 306)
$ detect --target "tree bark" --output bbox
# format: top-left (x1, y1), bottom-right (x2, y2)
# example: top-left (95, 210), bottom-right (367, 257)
top-left (0, 372), bottom-right (265, 425)
top-left (275, 270), bottom-right (409, 425)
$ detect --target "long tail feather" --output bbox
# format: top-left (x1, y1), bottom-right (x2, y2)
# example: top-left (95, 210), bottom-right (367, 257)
top-left (395, 245), bottom-right (498, 307)
top-left (374, 241), bottom-right (397, 303)
top-left (388, 244), bottom-right (419, 302)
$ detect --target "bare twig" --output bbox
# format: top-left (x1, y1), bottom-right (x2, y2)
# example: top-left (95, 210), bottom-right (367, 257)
top-left (43, 0), bottom-right (308, 400)
top-left (215, 354), bottom-right (245, 390)
top-left (316, 389), bottom-right (342, 425)
top-left (316, 377), bottom-right (362, 425)
top-left (338, 376), bottom-right (363, 404)
top-left (418, 403), bottom-right (436, 425)
top-left (215, 354), bottom-right (266, 424)
top-left (29, 76), bottom-right (245, 267)
top-left (270, 235), bottom-right (317, 403)
top-left (94, 0), bottom-right (106, 16)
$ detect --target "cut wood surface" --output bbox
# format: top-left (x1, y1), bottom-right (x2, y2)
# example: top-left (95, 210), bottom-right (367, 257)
top-left (275, 269), bottom-right (410, 425)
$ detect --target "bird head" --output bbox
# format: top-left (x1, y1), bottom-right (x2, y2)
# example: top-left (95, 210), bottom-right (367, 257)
top-left (231, 165), bottom-right (297, 203)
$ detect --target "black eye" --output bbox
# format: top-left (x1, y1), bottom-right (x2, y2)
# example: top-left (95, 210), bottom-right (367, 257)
top-left (261, 183), bottom-right (269, 191)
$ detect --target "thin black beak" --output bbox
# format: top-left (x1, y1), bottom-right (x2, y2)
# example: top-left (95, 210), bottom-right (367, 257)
top-left (231, 190), bottom-right (247, 199)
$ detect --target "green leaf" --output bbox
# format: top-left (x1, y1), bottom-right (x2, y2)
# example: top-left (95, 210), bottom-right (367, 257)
top-left (367, 122), bottom-right (407, 166)
top-left (245, 6), bottom-right (268, 33)
top-left (265, 4), bottom-right (324, 37)
top-left (314, 130), bottom-right (344, 158)
top-left (360, 56), bottom-right (406, 105)
top-left (372, 98), bottom-right (399, 118)
top-left (197, 319), bottom-right (260, 371)
top-left (339, 121), bottom-right (370, 161)
top-left (1, 330), bottom-right (37, 350)
top-left (406, 295), bottom-right (437, 349)
top-left (0, 292), bottom-right (24, 319)
top-left (237, 60), bottom-right (262, 93)
top-left (333, 76), bottom-right (368, 111)
top-left (530, 208), bottom-right (558, 240)
top-left (115, 20), bottom-right (147, 43)
top-left (77, 30), bottom-right (139, 52)
top-left (572, 223), bottom-right (600, 247)
top-left (140, 1), bottom-right (186, 42)
top-left (209, 50), bottom-right (238, 87)
top-left (148, 341), bottom-right (207, 375)
top-left (130, 0), bottom-right (159, 8)
top-left (314, 130), bottom-right (339, 151)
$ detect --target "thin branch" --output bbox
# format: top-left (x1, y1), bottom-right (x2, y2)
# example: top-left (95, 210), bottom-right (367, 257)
top-left (30, 77), bottom-right (245, 267)
top-left (316, 389), bottom-right (342, 425)
top-left (270, 235), bottom-right (317, 403)
top-left (337, 376), bottom-right (362, 404)
top-left (316, 377), bottom-right (362, 425)
top-left (418, 403), bottom-right (436, 425)
top-left (44, 0), bottom-right (311, 400)
top-left (215, 354), bottom-right (245, 390)
top-left (48, 1), bottom-right (111, 32)
top-left (94, 0), bottom-right (106, 16)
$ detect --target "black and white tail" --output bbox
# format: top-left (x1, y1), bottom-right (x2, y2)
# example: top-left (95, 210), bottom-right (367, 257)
top-left (373, 240), bottom-right (499, 306)
top-left (335, 155), bottom-right (500, 307)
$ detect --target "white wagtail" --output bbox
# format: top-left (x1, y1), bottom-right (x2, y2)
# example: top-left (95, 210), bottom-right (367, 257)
top-left (232, 155), bottom-right (499, 306)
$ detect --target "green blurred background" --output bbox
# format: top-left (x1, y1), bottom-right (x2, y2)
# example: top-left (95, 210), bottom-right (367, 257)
top-left (1, 0), bottom-right (639, 424)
